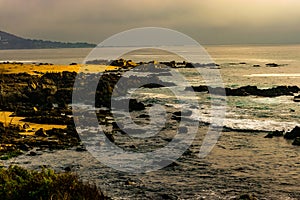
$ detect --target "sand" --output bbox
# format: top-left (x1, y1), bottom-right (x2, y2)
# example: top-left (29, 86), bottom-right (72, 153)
top-left (0, 112), bottom-right (66, 135)
top-left (0, 63), bottom-right (120, 75)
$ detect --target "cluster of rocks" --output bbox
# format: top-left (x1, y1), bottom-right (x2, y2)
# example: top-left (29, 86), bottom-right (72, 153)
top-left (0, 67), bottom-right (157, 158)
top-left (187, 85), bottom-right (300, 97)
top-left (0, 122), bottom-right (80, 159)
top-left (85, 58), bottom-right (218, 69)
top-left (265, 126), bottom-right (300, 146)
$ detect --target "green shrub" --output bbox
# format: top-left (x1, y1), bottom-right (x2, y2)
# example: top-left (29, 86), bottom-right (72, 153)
top-left (0, 166), bottom-right (109, 200)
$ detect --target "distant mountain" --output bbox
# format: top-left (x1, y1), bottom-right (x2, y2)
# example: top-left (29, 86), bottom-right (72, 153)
top-left (0, 31), bottom-right (96, 49)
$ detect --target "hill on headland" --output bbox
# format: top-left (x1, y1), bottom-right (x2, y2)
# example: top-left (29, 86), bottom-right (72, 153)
top-left (0, 31), bottom-right (96, 49)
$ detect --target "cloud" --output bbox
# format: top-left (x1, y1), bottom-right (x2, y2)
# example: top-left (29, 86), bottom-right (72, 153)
top-left (0, 0), bottom-right (300, 44)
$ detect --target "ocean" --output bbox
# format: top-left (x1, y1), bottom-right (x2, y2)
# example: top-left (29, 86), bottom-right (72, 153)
top-left (1, 45), bottom-right (300, 66)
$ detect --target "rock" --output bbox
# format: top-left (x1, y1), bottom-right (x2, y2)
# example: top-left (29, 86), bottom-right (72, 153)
top-left (75, 146), bottom-right (87, 152)
top-left (159, 193), bottom-right (178, 200)
top-left (105, 133), bottom-right (115, 143)
top-left (173, 110), bottom-right (192, 117)
top-left (141, 83), bottom-right (165, 88)
top-left (18, 144), bottom-right (31, 151)
top-left (186, 85), bottom-right (208, 92)
top-left (294, 95), bottom-right (300, 102)
top-left (129, 145), bottom-right (137, 149)
top-left (137, 114), bottom-right (150, 118)
top-left (266, 63), bottom-right (280, 67)
top-left (284, 126), bottom-right (300, 139)
top-left (28, 151), bottom-right (37, 156)
top-left (23, 123), bottom-right (30, 129)
top-left (129, 99), bottom-right (145, 111)
top-left (35, 128), bottom-right (47, 137)
top-left (264, 130), bottom-right (283, 138)
top-left (236, 193), bottom-right (257, 200)
top-left (64, 166), bottom-right (72, 172)
top-left (292, 138), bottom-right (300, 146)
top-left (187, 85), bottom-right (300, 97)
top-left (253, 64), bottom-right (260, 67)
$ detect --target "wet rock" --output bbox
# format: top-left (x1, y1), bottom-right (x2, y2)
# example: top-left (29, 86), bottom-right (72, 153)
top-left (35, 128), bottom-right (47, 137)
top-left (75, 146), bottom-right (87, 152)
top-left (186, 85), bottom-right (208, 92)
top-left (137, 114), bottom-right (150, 118)
top-left (28, 151), bottom-right (37, 156)
top-left (294, 95), bottom-right (300, 102)
top-left (129, 144), bottom-right (137, 149)
top-left (236, 193), bottom-right (258, 200)
top-left (173, 110), bottom-right (192, 117)
top-left (112, 99), bottom-right (145, 112)
top-left (292, 138), bottom-right (300, 146)
top-left (266, 63), bottom-right (280, 67)
top-left (187, 85), bottom-right (300, 97)
top-left (18, 144), bottom-right (32, 151)
top-left (159, 193), bottom-right (178, 200)
top-left (141, 83), bottom-right (165, 88)
top-left (129, 99), bottom-right (145, 111)
top-left (264, 130), bottom-right (283, 138)
top-left (284, 126), bottom-right (300, 139)
top-left (64, 166), bottom-right (72, 172)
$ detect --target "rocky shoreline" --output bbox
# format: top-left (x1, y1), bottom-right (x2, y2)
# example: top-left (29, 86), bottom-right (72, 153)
top-left (1, 60), bottom-right (300, 159)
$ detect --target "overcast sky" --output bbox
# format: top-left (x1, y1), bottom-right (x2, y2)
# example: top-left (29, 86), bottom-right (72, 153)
top-left (1, 0), bottom-right (300, 45)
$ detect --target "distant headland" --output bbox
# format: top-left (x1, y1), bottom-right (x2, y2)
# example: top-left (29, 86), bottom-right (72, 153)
top-left (0, 30), bottom-right (96, 49)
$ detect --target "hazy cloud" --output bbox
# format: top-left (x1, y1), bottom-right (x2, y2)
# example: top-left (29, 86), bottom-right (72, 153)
top-left (1, 0), bottom-right (300, 44)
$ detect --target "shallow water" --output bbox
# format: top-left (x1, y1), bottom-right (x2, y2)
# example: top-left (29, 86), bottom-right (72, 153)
top-left (3, 126), bottom-right (300, 199)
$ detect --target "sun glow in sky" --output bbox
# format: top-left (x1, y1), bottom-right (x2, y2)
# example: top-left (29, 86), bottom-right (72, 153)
top-left (0, 0), bottom-right (300, 44)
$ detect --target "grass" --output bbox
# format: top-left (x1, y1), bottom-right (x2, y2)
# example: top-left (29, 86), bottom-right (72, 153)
top-left (0, 165), bottom-right (109, 200)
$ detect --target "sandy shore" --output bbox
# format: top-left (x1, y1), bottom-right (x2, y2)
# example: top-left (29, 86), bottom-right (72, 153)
top-left (0, 63), bottom-right (119, 75)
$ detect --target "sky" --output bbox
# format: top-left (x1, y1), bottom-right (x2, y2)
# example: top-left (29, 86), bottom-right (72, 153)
top-left (0, 0), bottom-right (300, 45)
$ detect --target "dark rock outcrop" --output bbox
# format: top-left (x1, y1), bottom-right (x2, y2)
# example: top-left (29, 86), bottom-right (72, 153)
top-left (266, 63), bottom-right (280, 67)
top-left (284, 126), bottom-right (300, 139)
top-left (294, 95), bottom-right (300, 102)
top-left (292, 138), bottom-right (300, 146)
top-left (35, 128), bottom-right (48, 137)
top-left (264, 130), bottom-right (284, 138)
top-left (187, 85), bottom-right (300, 97)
